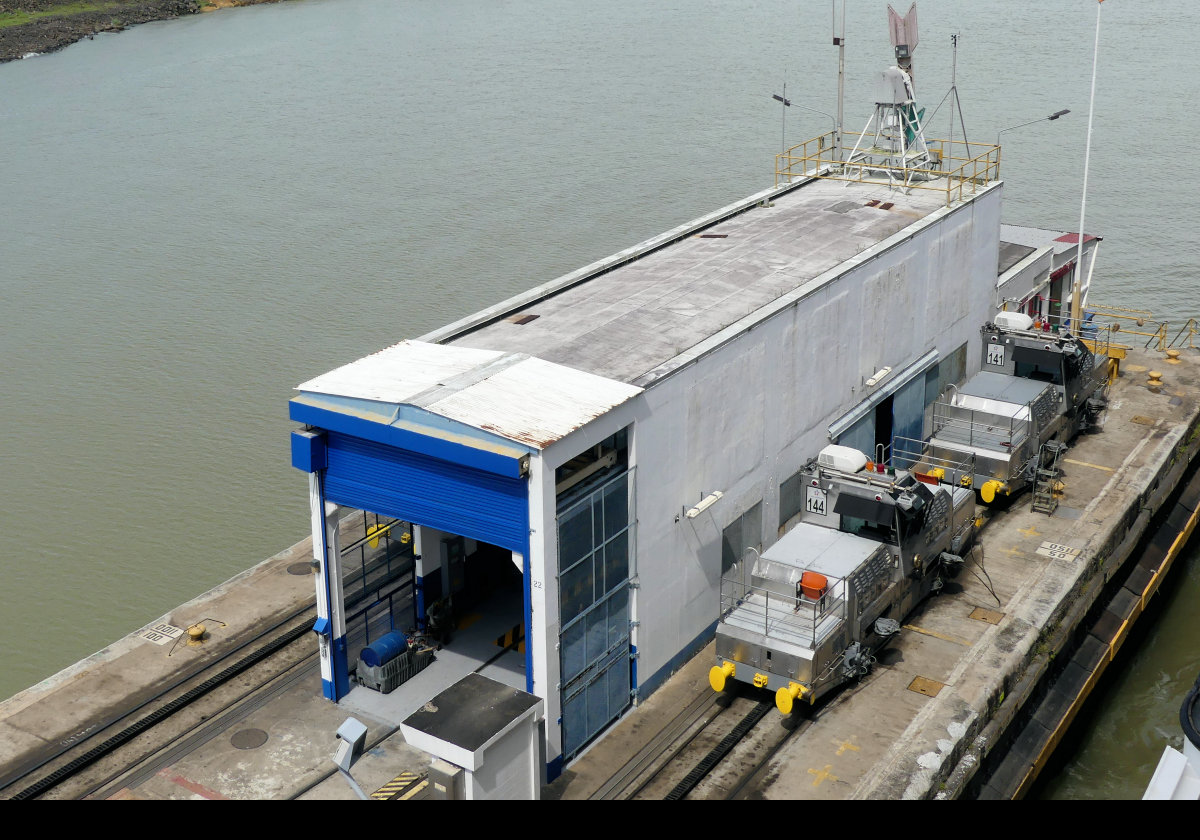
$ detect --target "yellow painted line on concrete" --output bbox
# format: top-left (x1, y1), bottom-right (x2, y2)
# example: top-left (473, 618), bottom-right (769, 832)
top-left (1063, 458), bottom-right (1115, 473)
top-left (835, 738), bottom-right (860, 756)
top-left (902, 624), bottom-right (972, 646)
top-left (371, 771), bottom-right (425, 800)
top-left (808, 764), bottom-right (839, 787)
top-left (1017, 524), bottom-right (1041, 538)
top-left (397, 780), bottom-right (429, 800)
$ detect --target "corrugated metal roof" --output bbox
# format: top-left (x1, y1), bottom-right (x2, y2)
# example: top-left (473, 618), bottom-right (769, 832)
top-left (298, 341), bottom-right (505, 405)
top-left (297, 340), bottom-right (642, 450)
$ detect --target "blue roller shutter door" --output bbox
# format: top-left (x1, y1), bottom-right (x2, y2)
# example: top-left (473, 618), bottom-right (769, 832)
top-left (322, 432), bottom-right (528, 553)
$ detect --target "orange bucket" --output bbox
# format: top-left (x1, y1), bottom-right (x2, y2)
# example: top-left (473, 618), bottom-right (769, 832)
top-left (801, 571), bottom-right (828, 600)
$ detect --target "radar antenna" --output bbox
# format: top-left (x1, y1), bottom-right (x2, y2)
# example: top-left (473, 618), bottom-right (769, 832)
top-left (887, 3), bottom-right (918, 90)
top-left (841, 2), bottom-right (931, 189)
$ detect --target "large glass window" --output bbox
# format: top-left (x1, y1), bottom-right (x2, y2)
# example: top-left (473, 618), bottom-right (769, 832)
top-left (557, 464), bottom-right (634, 760)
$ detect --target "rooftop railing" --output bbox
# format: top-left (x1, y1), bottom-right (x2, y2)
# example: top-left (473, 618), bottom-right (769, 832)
top-left (774, 132), bottom-right (1001, 205)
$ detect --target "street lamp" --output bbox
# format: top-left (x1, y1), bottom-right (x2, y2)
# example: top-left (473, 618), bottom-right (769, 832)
top-left (773, 92), bottom-right (839, 139)
top-left (773, 91), bottom-right (840, 181)
top-left (995, 109), bottom-right (1070, 147)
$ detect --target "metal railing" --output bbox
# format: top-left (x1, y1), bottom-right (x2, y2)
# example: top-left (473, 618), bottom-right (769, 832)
top-left (719, 572), bottom-right (847, 650)
top-left (890, 436), bottom-right (976, 487)
top-left (774, 132), bottom-right (1000, 205)
top-left (1084, 304), bottom-right (1199, 351)
top-left (932, 403), bottom-right (1030, 452)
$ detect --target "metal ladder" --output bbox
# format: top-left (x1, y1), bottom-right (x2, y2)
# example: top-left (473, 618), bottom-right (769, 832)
top-left (1031, 440), bottom-right (1068, 515)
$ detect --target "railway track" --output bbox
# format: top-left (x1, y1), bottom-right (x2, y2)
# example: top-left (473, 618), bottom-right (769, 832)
top-left (591, 664), bottom-right (888, 800)
top-left (2, 539), bottom-right (415, 800)
top-left (2, 604), bottom-right (321, 800)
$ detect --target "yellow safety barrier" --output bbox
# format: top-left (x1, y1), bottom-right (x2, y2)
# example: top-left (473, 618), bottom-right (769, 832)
top-left (774, 132), bottom-right (1001, 207)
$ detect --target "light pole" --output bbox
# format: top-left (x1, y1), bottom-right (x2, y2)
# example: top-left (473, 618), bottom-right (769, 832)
top-left (995, 110), bottom-right (1070, 180)
top-left (995, 109), bottom-right (1070, 148)
top-left (771, 93), bottom-right (838, 149)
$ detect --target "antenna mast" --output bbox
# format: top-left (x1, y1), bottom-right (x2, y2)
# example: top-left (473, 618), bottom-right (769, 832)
top-left (833, 0), bottom-right (846, 161)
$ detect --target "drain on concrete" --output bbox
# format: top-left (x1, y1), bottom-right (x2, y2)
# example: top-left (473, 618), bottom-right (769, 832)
top-left (286, 562), bottom-right (315, 576)
top-left (231, 728), bottom-right (269, 750)
top-left (907, 676), bottom-right (945, 697)
top-left (969, 607), bottom-right (1005, 625)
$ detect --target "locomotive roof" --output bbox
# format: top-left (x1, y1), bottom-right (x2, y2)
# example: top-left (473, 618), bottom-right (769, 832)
top-left (759, 521), bottom-right (883, 580)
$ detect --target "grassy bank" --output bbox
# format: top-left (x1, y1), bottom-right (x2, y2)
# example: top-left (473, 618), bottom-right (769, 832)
top-left (0, 0), bottom-right (277, 62)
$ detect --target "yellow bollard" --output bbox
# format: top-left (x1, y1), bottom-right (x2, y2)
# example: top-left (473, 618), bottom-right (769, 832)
top-left (776, 682), bottom-right (810, 714)
top-left (709, 661), bottom-right (736, 692)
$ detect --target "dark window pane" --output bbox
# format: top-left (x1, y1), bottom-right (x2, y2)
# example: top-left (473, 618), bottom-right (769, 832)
top-left (586, 672), bottom-right (609, 737)
top-left (607, 586), bottom-right (629, 649)
top-left (561, 618), bottom-right (587, 685)
top-left (586, 602), bottom-right (609, 663)
top-left (560, 554), bottom-right (594, 626)
top-left (602, 530), bottom-right (628, 595)
top-left (559, 503), bottom-right (592, 571)
top-left (603, 475), bottom-right (628, 540)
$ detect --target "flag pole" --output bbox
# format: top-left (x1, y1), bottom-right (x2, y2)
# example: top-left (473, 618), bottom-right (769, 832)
top-left (1071, 0), bottom-right (1103, 331)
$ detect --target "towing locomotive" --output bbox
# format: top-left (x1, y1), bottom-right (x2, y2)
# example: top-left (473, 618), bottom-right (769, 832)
top-left (926, 312), bottom-right (1109, 506)
top-left (710, 444), bottom-right (977, 713)
top-left (709, 316), bottom-right (1111, 712)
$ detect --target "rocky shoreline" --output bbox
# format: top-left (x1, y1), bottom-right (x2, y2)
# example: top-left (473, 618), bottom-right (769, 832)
top-left (0, 0), bottom-right (274, 63)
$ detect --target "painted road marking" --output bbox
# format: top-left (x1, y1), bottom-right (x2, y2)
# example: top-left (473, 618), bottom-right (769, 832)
top-left (138, 622), bottom-right (184, 645)
top-left (835, 738), bottom-right (860, 756)
top-left (1002, 546), bottom-right (1024, 556)
top-left (808, 764), bottom-right (839, 787)
top-left (372, 771), bottom-right (425, 800)
top-left (1018, 524), bottom-right (1041, 538)
top-left (397, 780), bottom-right (429, 800)
top-left (1063, 458), bottom-right (1115, 473)
top-left (903, 624), bottom-right (971, 646)
top-left (156, 766), bottom-right (226, 799)
top-left (1036, 541), bottom-right (1081, 561)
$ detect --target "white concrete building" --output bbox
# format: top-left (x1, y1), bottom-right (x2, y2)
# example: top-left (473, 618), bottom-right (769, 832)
top-left (290, 157), bottom-right (1098, 778)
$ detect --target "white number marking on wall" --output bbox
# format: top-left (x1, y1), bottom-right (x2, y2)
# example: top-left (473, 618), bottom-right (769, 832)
top-left (138, 622), bottom-right (184, 645)
top-left (986, 343), bottom-right (1005, 366)
top-left (806, 486), bottom-right (828, 516)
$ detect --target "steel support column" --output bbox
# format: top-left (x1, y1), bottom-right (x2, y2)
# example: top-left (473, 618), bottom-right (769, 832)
top-left (310, 475), bottom-right (349, 701)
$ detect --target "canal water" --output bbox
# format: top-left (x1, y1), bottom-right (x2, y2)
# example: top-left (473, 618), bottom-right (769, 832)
top-left (1, 0), bottom-right (1196, 797)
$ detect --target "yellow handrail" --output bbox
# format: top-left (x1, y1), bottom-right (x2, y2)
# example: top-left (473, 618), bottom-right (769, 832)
top-left (774, 132), bottom-right (1001, 206)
